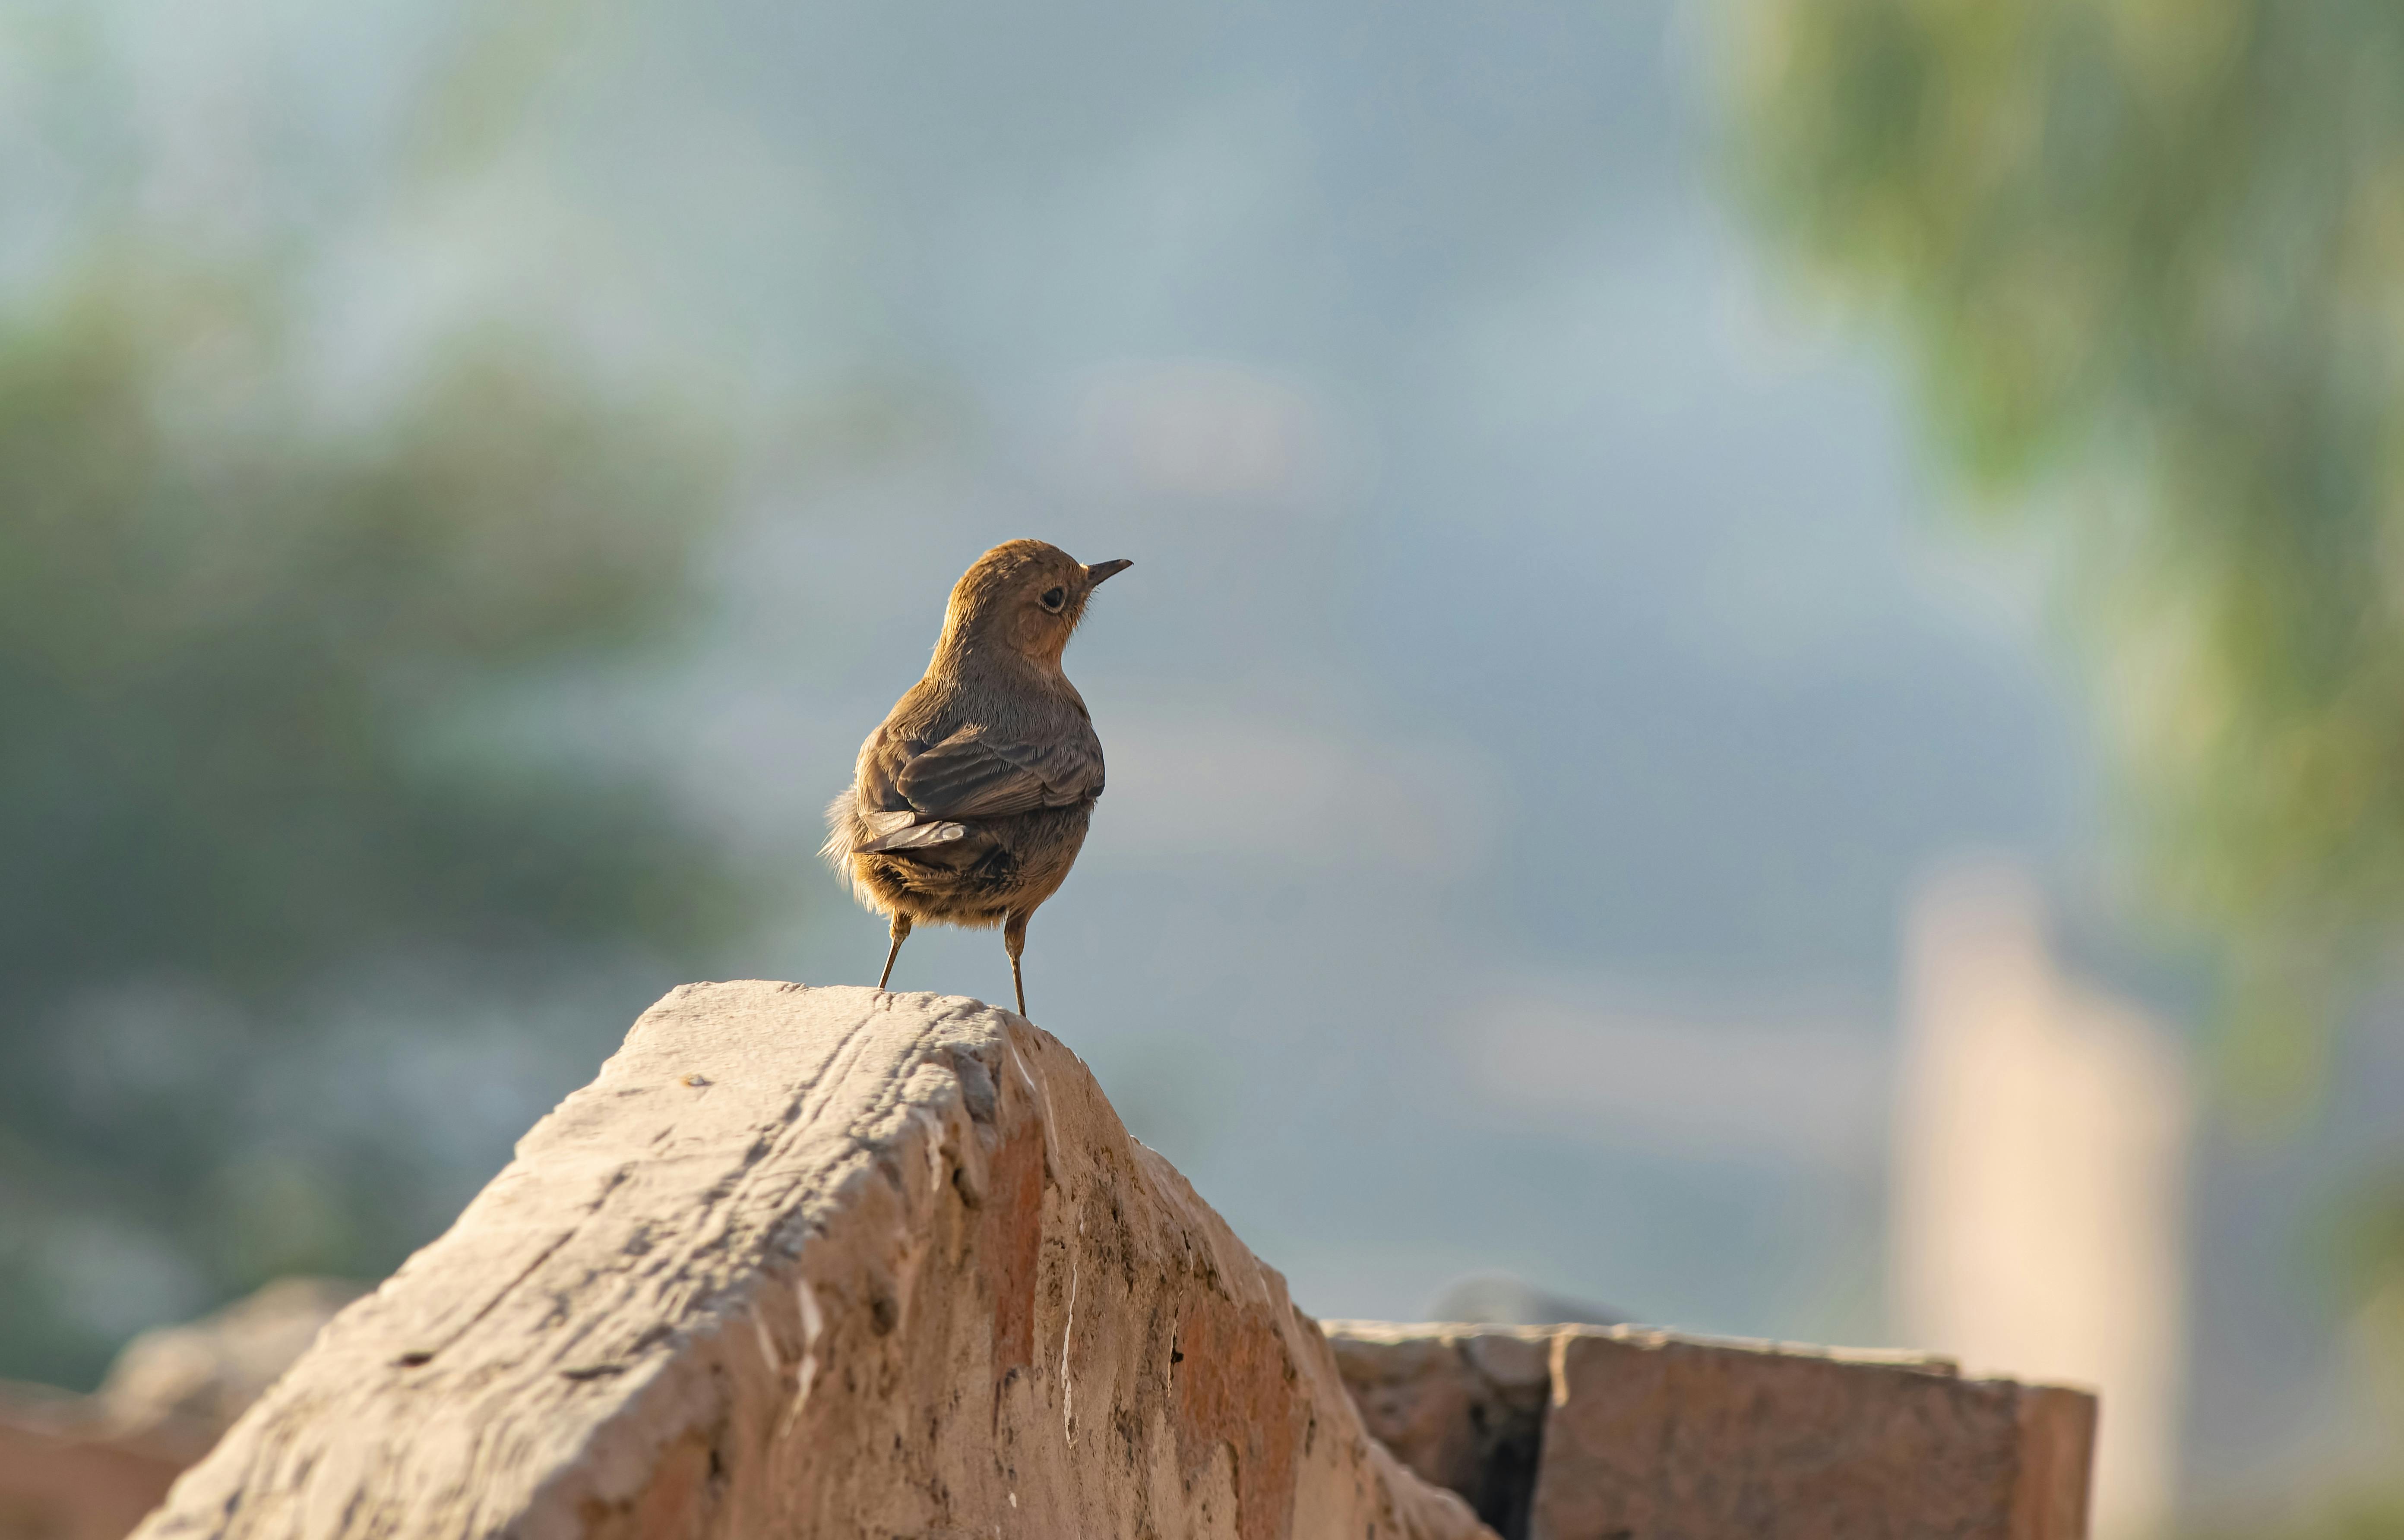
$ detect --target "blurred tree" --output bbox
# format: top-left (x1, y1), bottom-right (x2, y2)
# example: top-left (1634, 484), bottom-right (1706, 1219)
top-left (1738, 0), bottom-right (2404, 1525)
top-left (1738, 0), bottom-right (2404, 1098)
top-left (0, 267), bottom-right (739, 1386)
top-left (0, 0), bottom-right (768, 1390)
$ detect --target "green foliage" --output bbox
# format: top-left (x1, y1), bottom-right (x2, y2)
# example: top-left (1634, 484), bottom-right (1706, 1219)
top-left (0, 267), bottom-right (738, 1385)
top-left (2183, 1494), bottom-right (2404, 1540)
top-left (1738, 0), bottom-right (2404, 1068)
top-left (1738, 2), bottom-right (2404, 1515)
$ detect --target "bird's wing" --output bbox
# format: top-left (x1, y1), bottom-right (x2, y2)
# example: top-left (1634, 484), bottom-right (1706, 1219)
top-left (857, 817), bottom-right (967, 854)
top-left (894, 725), bottom-right (1103, 821)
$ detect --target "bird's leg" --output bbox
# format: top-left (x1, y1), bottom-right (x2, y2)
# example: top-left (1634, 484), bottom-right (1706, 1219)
top-left (1003, 910), bottom-right (1030, 1017)
top-left (878, 912), bottom-right (913, 991)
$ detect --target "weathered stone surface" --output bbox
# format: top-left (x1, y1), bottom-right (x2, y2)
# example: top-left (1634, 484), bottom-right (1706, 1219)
top-left (133, 982), bottom-right (1491, 1540)
top-left (1324, 1322), bottom-right (2096, 1540)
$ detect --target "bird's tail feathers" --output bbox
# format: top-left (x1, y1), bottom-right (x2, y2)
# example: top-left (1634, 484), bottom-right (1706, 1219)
top-left (818, 790), bottom-right (863, 874)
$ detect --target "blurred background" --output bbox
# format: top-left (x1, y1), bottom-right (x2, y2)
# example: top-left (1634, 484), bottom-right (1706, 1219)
top-left (3, 0), bottom-right (2403, 1533)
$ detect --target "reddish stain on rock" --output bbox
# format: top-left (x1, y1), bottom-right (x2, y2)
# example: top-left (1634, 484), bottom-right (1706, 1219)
top-left (1172, 1287), bottom-right (1300, 1540)
top-left (980, 1122), bottom-right (1044, 1392)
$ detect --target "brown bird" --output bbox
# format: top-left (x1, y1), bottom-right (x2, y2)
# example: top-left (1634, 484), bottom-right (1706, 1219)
top-left (822, 539), bottom-right (1130, 1017)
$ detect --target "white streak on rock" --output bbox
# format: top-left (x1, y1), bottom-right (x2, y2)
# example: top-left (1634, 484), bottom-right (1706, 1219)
top-left (1061, 1259), bottom-right (1080, 1447)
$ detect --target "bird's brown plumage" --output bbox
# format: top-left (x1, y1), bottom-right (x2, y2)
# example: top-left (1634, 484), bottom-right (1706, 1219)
top-left (821, 539), bottom-right (1129, 1016)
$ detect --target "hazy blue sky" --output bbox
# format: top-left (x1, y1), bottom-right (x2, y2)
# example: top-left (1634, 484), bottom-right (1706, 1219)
top-left (21, 0), bottom-right (2085, 1344)
top-left (619, 0), bottom-right (2089, 1340)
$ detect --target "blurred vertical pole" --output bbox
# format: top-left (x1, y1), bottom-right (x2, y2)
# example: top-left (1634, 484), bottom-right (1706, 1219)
top-left (1892, 858), bottom-right (2190, 1537)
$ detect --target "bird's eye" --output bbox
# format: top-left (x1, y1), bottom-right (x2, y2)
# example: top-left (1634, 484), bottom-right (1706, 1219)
top-left (1039, 586), bottom-right (1066, 612)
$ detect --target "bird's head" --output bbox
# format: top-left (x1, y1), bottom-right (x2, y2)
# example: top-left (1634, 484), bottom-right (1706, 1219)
top-left (938, 539), bottom-right (1132, 671)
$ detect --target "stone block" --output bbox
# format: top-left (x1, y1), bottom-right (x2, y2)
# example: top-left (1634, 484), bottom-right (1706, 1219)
top-left (0, 1383), bottom-right (190, 1540)
top-left (131, 982), bottom-right (1491, 1540)
top-left (0, 1279), bottom-right (359, 1540)
top-left (1325, 1324), bottom-right (2094, 1540)
top-left (1534, 1329), bottom-right (2094, 1540)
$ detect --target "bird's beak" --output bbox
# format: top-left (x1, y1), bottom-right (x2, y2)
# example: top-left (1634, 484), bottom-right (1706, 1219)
top-left (1083, 559), bottom-right (1133, 586)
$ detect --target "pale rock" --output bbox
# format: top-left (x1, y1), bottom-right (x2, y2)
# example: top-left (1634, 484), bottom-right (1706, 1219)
top-left (132, 982), bottom-right (1493, 1540)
